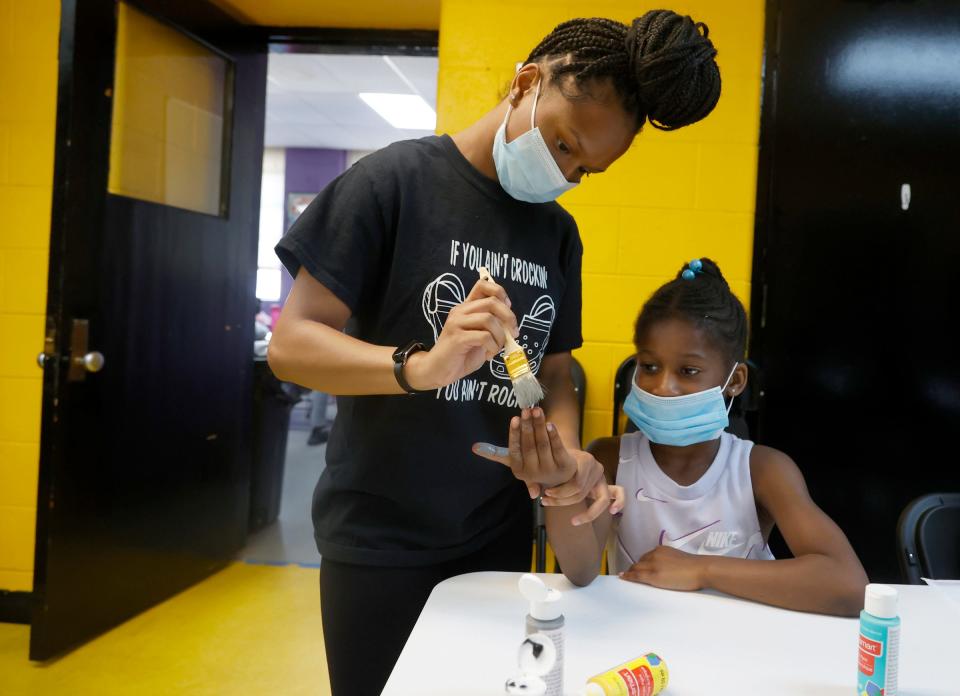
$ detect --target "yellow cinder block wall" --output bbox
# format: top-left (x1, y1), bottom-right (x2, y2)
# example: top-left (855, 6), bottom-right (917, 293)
top-left (437, 0), bottom-right (764, 446)
top-left (0, 0), bottom-right (59, 592)
top-left (0, 0), bottom-right (763, 591)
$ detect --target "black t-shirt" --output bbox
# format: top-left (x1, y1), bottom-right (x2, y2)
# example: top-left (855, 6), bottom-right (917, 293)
top-left (276, 134), bottom-right (582, 567)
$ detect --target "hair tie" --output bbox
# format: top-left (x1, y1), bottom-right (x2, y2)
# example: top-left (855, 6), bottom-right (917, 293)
top-left (681, 258), bottom-right (703, 280)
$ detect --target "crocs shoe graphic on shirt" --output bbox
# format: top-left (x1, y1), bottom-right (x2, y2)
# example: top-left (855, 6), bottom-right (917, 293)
top-left (489, 294), bottom-right (556, 381)
top-left (421, 272), bottom-right (466, 341)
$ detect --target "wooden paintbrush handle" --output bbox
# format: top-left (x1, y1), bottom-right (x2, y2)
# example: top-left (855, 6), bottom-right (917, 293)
top-left (478, 266), bottom-right (521, 353)
top-left (503, 333), bottom-right (522, 353)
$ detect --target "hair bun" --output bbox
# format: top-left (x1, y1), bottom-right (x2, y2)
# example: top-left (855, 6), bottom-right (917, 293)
top-left (676, 257), bottom-right (730, 287)
top-left (626, 10), bottom-right (721, 130)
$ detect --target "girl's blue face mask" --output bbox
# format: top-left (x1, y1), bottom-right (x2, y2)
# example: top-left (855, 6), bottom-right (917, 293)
top-left (492, 78), bottom-right (577, 203)
top-left (624, 363), bottom-right (739, 447)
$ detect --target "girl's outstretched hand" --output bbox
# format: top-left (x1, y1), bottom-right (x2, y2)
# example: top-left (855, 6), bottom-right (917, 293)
top-left (472, 408), bottom-right (623, 525)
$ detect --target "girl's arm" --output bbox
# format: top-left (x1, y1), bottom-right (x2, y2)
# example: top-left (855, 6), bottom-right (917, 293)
top-left (543, 437), bottom-right (622, 587)
top-left (621, 446), bottom-right (868, 616)
top-left (269, 267), bottom-right (519, 394)
top-left (473, 419), bottom-right (623, 586)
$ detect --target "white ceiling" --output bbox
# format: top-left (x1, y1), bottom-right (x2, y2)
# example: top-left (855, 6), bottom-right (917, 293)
top-left (265, 53), bottom-right (439, 150)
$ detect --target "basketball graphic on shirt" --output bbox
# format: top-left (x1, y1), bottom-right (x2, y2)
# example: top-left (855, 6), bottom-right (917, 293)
top-left (490, 294), bottom-right (555, 381)
top-left (421, 272), bottom-right (466, 341)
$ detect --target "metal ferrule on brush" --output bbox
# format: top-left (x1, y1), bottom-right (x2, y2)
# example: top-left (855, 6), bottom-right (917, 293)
top-left (504, 348), bottom-right (533, 380)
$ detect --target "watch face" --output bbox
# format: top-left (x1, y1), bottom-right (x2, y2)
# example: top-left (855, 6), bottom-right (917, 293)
top-left (394, 341), bottom-right (421, 362)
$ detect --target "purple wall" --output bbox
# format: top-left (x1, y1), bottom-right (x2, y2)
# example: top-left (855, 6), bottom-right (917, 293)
top-left (278, 148), bottom-right (347, 306)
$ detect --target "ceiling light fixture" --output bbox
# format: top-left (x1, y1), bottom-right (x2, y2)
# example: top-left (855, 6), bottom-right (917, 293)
top-left (359, 92), bottom-right (436, 130)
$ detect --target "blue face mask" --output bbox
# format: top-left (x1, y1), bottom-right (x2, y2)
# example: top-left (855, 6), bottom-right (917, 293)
top-left (492, 79), bottom-right (577, 203)
top-left (624, 363), bottom-right (739, 447)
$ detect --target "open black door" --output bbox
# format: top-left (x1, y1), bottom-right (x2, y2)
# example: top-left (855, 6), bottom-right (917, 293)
top-left (751, 0), bottom-right (960, 582)
top-left (31, 0), bottom-right (266, 659)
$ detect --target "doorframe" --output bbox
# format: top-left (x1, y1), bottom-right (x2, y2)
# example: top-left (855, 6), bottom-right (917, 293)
top-left (746, 0), bottom-right (782, 442)
top-left (257, 26), bottom-right (439, 312)
top-left (0, 590), bottom-right (31, 624)
top-left (262, 28), bottom-right (439, 56)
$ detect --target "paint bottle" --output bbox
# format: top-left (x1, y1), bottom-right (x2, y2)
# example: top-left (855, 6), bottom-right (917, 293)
top-left (504, 632), bottom-right (556, 695)
top-left (858, 584), bottom-right (900, 696)
top-left (581, 653), bottom-right (669, 696)
top-left (518, 574), bottom-right (564, 696)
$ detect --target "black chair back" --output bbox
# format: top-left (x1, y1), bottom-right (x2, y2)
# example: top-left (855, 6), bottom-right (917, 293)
top-left (897, 493), bottom-right (960, 584)
top-left (612, 355), bottom-right (637, 436)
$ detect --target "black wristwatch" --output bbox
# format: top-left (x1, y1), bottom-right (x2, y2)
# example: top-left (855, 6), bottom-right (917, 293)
top-left (392, 340), bottom-right (428, 394)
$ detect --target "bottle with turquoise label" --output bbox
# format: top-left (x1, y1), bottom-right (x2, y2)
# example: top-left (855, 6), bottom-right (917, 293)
top-left (857, 584), bottom-right (900, 696)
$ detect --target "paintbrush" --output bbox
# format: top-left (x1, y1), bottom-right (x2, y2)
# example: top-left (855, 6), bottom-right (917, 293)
top-left (478, 266), bottom-right (544, 409)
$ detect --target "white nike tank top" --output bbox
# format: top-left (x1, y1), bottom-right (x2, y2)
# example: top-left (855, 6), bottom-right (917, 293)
top-left (609, 431), bottom-right (774, 575)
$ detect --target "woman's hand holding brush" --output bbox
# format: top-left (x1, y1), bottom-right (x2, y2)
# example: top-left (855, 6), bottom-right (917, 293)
top-left (405, 276), bottom-right (520, 390)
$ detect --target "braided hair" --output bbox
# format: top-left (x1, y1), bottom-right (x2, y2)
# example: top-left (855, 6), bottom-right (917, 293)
top-left (634, 258), bottom-right (747, 364)
top-left (525, 11), bottom-right (721, 131)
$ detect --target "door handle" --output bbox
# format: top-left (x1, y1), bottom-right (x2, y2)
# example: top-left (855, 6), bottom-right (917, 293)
top-left (67, 319), bottom-right (105, 382)
top-left (38, 352), bottom-right (104, 372)
top-left (78, 351), bottom-right (105, 373)
top-left (36, 320), bottom-right (105, 379)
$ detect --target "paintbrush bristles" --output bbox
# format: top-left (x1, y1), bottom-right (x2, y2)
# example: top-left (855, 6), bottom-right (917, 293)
top-left (478, 267), bottom-right (545, 409)
top-left (511, 371), bottom-right (545, 409)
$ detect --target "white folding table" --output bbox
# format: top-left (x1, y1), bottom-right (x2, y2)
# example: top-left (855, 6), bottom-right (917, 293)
top-left (383, 572), bottom-right (953, 695)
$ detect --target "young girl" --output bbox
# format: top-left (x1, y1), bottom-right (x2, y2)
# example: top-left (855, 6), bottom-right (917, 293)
top-left (478, 258), bottom-right (868, 616)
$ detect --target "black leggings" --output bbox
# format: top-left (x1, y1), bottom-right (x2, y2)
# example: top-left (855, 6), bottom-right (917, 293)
top-left (319, 510), bottom-right (532, 696)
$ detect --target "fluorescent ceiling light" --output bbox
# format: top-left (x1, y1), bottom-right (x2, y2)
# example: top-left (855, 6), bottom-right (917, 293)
top-left (359, 92), bottom-right (436, 130)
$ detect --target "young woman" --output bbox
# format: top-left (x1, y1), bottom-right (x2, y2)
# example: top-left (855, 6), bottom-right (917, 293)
top-left (268, 12), bottom-right (721, 695)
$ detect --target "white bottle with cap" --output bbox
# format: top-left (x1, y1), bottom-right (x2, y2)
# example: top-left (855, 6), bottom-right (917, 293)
top-left (518, 574), bottom-right (564, 696)
top-left (857, 583), bottom-right (900, 696)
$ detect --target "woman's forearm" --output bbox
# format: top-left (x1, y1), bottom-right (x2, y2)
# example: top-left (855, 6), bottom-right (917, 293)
top-left (267, 318), bottom-right (435, 395)
top-left (701, 554), bottom-right (867, 617)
